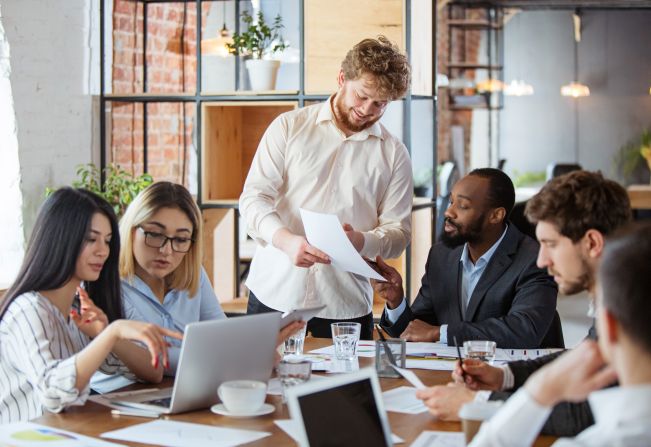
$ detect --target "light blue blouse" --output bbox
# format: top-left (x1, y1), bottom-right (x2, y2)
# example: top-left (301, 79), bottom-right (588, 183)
top-left (121, 267), bottom-right (226, 375)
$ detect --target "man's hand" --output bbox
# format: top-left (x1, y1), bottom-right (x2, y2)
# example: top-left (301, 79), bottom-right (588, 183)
top-left (400, 319), bottom-right (440, 342)
top-left (342, 223), bottom-right (364, 252)
top-left (369, 256), bottom-right (404, 309)
top-left (272, 228), bottom-right (330, 268)
top-left (451, 358), bottom-right (504, 391)
top-left (416, 383), bottom-right (476, 421)
top-left (525, 340), bottom-right (618, 407)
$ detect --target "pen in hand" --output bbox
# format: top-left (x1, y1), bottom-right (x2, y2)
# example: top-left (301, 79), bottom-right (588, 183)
top-left (453, 336), bottom-right (466, 382)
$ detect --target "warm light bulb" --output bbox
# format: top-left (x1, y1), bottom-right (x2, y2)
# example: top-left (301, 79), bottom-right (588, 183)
top-left (504, 79), bottom-right (534, 96)
top-left (201, 25), bottom-right (233, 58)
top-left (560, 82), bottom-right (590, 98)
top-left (476, 78), bottom-right (505, 93)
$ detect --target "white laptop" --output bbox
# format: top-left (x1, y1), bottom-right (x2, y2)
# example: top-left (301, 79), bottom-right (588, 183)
top-left (111, 312), bottom-right (281, 414)
top-left (286, 368), bottom-right (394, 447)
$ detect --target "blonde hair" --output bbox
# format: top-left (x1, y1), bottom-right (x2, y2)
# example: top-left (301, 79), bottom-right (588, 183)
top-left (341, 35), bottom-right (411, 100)
top-left (119, 182), bottom-right (203, 296)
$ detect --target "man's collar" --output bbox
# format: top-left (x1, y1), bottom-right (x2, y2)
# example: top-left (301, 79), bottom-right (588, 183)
top-left (316, 95), bottom-right (383, 140)
top-left (460, 224), bottom-right (509, 270)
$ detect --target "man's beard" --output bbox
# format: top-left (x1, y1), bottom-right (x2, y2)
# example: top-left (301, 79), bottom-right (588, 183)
top-left (552, 257), bottom-right (593, 296)
top-left (440, 216), bottom-right (484, 248)
top-left (332, 93), bottom-right (381, 133)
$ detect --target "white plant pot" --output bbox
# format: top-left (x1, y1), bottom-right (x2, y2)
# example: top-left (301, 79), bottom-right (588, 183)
top-left (245, 59), bottom-right (281, 91)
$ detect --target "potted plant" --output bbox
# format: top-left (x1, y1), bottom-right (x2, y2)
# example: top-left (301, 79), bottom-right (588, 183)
top-left (613, 129), bottom-right (651, 185)
top-left (47, 164), bottom-right (153, 218)
top-left (413, 167), bottom-right (433, 197)
top-left (227, 10), bottom-right (288, 91)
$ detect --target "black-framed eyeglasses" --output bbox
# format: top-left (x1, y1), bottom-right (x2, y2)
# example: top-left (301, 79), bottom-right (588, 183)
top-left (137, 226), bottom-right (194, 253)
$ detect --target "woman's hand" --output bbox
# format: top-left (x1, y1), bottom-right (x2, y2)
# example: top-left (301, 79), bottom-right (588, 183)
top-left (70, 287), bottom-right (109, 338)
top-left (108, 320), bottom-right (183, 370)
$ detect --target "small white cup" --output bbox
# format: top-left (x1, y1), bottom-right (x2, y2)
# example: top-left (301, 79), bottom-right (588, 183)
top-left (217, 380), bottom-right (267, 415)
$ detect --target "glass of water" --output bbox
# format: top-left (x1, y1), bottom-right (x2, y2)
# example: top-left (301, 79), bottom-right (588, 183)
top-left (463, 340), bottom-right (497, 364)
top-left (283, 325), bottom-right (307, 357)
top-left (330, 322), bottom-right (361, 360)
top-left (277, 358), bottom-right (311, 403)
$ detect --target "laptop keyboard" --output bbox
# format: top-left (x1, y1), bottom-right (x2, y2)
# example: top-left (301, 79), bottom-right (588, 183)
top-left (143, 397), bottom-right (172, 407)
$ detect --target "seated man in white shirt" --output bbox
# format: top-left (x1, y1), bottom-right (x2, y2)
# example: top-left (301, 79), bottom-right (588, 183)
top-left (469, 222), bottom-right (651, 447)
top-left (374, 168), bottom-right (559, 348)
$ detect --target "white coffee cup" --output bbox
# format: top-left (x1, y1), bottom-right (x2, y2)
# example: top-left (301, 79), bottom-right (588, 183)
top-left (217, 380), bottom-right (267, 415)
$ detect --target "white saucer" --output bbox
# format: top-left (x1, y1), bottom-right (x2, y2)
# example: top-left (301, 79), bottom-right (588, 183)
top-left (210, 403), bottom-right (275, 418)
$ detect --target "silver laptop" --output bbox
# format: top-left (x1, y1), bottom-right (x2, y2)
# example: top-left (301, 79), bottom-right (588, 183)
top-left (286, 368), bottom-right (393, 447)
top-left (111, 312), bottom-right (281, 414)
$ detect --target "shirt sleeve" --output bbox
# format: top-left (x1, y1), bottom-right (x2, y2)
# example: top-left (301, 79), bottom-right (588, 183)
top-left (198, 268), bottom-right (227, 321)
top-left (469, 388), bottom-right (552, 447)
top-left (359, 140), bottom-right (413, 259)
top-left (4, 303), bottom-right (89, 413)
top-left (239, 114), bottom-right (289, 246)
top-left (384, 298), bottom-right (407, 323)
top-left (439, 324), bottom-right (448, 344)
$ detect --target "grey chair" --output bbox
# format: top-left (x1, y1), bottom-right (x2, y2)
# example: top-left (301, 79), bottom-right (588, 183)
top-left (546, 163), bottom-right (582, 180)
top-left (435, 161), bottom-right (459, 239)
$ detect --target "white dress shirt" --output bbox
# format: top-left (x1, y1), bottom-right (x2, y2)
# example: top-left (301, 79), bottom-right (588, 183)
top-left (0, 292), bottom-right (128, 423)
top-left (470, 385), bottom-right (651, 447)
top-left (240, 98), bottom-right (413, 319)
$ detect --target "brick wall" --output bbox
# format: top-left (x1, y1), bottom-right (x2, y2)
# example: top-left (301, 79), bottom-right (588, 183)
top-left (110, 0), bottom-right (209, 186)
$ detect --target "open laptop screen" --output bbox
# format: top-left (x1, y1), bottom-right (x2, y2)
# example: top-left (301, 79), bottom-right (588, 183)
top-left (296, 376), bottom-right (389, 447)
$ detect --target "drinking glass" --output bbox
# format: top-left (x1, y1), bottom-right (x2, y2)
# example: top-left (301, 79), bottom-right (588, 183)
top-left (463, 340), bottom-right (497, 364)
top-left (283, 325), bottom-right (307, 357)
top-left (330, 322), bottom-right (361, 360)
top-left (277, 358), bottom-right (311, 403)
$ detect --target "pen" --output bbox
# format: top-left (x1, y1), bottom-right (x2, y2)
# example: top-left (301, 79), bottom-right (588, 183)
top-left (375, 324), bottom-right (397, 367)
top-left (453, 336), bottom-right (466, 381)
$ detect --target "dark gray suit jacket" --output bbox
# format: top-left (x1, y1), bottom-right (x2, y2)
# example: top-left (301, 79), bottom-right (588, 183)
top-left (380, 224), bottom-right (559, 348)
top-left (489, 325), bottom-right (599, 436)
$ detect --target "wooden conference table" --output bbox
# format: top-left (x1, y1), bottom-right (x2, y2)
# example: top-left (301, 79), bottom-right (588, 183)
top-left (35, 337), bottom-right (556, 446)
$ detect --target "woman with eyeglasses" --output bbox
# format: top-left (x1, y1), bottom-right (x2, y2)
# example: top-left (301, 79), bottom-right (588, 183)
top-left (119, 182), bottom-right (303, 376)
top-left (0, 188), bottom-right (181, 423)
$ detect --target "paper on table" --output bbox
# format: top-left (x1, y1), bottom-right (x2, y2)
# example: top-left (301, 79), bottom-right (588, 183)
top-left (101, 420), bottom-right (270, 447)
top-left (274, 419), bottom-right (405, 444)
top-left (0, 422), bottom-right (122, 447)
top-left (299, 208), bottom-right (386, 281)
top-left (410, 431), bottom-right (465, 447)
top-left (90, 372), bottom-right (137, 394)
top-left (382, 386), bottom-right (428, 414)
top-left (391, 365), bottom-right (426, 389)
top-left (406, 358), bottom-right (457, 371)
top-left (309, 341), bottom-right (377, 358)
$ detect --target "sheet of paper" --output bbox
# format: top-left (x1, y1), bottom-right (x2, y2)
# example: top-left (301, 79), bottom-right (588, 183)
top-left (101, 420), bottom-right (270, 447)
top-left (309, 340), bottom-right (376, 358)
top-left (299, 208), bottom-right (386, 281)
top-left (392, 365), bottom-right (426, 389)
top-left (274, 419), bottom-right (405, 444)
top-left (410, 431), bottom-right (465, 447)
top-left (88, 387), bottom-right (162, 410)
top-left (406, 358), bottom-right (456, 371)
top-left (382, 386), bottom-right (428, 414)
top-left (0, 422), bottom-right (122, 447)
top-left (90, 372), bottom-right (137, 394)
top-left (494, 347), bottom-right (563, 362)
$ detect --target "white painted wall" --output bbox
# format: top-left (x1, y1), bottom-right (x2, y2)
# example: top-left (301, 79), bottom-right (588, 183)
top-left (0, 4), bottom-right (24, 288)
top-left (3, 0), bottom-right (98, 240)
top-left (499, 10), bottom-right (651, 182)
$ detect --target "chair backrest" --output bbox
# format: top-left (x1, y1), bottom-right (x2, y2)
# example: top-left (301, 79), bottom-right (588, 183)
top-left (509, 200), bottom-right (537, 240)
top-left (539, 310), bottom-right (565, 349)
top-left (546, 163), bottom-right (582, 180)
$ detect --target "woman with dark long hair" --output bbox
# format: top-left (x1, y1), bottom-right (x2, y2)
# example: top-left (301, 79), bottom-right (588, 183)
top-left (0, 188), bottom-right (181, 423)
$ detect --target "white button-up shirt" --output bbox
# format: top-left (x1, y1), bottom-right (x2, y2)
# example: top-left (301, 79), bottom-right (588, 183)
top-left (470, 385), bottom-right (651, 447)
top-left (240, 98), bottom-right (413, 319)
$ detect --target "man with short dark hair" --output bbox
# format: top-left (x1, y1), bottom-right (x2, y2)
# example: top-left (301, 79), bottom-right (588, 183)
top-left (416, 170), bottom-right (632, 437)
top-left (374, 168), bottom-right (559, 348)
top-left (469, 223), bottom-right (651, 446)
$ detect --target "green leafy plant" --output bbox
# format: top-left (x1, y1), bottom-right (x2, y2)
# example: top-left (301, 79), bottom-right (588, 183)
top-left (613, 129), bottom-right (651, 184)
top-left (47, 164), bottom-right (153, 218)
top-left (226, 10), bottom-right (288, 59)
top-left (512, 170), bottom-right (546, 188)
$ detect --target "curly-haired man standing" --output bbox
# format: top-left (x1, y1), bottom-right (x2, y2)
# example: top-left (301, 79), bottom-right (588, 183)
top-left (240, 37), bottom-right (413, 339)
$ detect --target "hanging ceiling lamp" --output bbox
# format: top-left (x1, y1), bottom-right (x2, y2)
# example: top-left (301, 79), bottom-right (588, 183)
top-left (201, 1), bottom-right (233, 57)
top-left (504, 79), bottom-right (534, 96)
top-left (561, 11), bottom-right (590, 98)
top-left (476, 78), bottom-right (505, 93)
